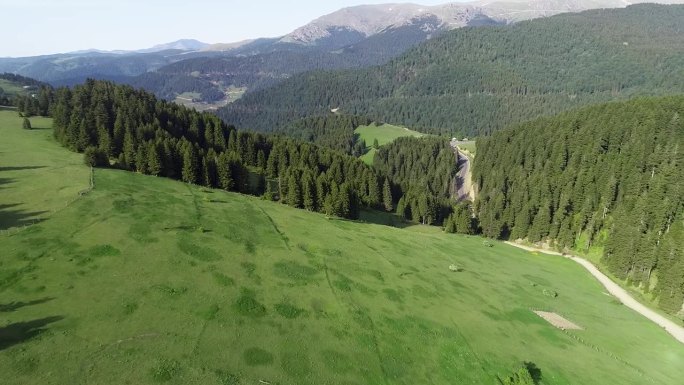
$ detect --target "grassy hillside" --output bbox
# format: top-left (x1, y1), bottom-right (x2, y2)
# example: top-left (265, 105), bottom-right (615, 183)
top-left (355, 123), bottom-right (424, 165)
top-left (1, 112), bottom-right (683, 384)
top-left (0, 109), bottom-right (90, 231)
top-left (219, 4), bottom-right (684, 137)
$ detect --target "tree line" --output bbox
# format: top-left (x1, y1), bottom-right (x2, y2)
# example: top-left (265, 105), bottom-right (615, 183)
top-left (18, 79), bottom-right (426, 220)
top-left (473, 96), bottom-right (684, 316)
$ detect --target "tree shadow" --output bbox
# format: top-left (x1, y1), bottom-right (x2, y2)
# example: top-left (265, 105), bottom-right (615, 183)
top-left (0, 203), bottom-right (47, 230)
top-left (356, 208), bottom-right (412, 229)
top-left (525, 362), bottom-right (543, 384)
top-left (0, 177), bottom-right (14, 188)
top-left (26, 125), bottom-right (52, 131)
top-left (0, 297), bottom-right (55, 312)
top-left (0, 166), bottom-right (46, 172)
top-left (0, 316), bottom-right (64, 351)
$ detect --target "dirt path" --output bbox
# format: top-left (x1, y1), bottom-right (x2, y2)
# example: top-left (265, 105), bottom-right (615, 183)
top-left (450, 142), bottom-right (475, 202)
top-left (505, 241), bottom-right (684, 344)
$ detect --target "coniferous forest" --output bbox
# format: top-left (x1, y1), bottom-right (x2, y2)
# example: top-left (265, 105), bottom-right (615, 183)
top-left (16, 80), bottom-right (465, 225)
top-left (473, 96), bottom-right (684, 314)
top-left (218, 4), bottom-right (684, 137)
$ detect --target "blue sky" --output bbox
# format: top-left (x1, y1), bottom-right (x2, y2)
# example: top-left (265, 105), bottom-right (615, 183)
top-left (1, 0), bottom-right (462, 57)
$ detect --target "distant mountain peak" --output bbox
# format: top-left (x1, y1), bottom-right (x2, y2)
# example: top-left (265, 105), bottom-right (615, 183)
top-left (137, 39), bottom-right (210, 53)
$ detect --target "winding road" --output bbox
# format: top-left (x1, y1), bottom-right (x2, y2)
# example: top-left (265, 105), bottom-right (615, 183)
top-left (506, 241), bottom-right (684, 344)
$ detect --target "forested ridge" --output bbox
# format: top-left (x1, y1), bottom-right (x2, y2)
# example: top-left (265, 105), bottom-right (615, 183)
top-left (218, 4), bottom-right (684, 137)
top-left (473, 96), bottom-right (684, 316)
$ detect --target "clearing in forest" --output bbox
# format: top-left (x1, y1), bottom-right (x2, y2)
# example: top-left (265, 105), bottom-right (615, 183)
top-left (355, 123), bottom-right (424, 164)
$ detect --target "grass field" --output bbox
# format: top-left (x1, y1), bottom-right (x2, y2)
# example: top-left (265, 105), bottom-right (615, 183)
top-left (355, 123), bottom-right (424, 165)
top-left (0, 110), bottom-right (90, 231)
top-left (1, 112), bottom-right (683, 384)
top-left (456, 141), bottom-right (477, 157)
top-left (0, 80), bottom-right (26, 97)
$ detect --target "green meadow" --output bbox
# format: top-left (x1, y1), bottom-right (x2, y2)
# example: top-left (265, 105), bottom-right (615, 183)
top-left (355, 123), bottom-right (424, 165)
top-left (0, 109), bottom-right (89, 231)
top-left (1, 110), bottom-right (682, 384)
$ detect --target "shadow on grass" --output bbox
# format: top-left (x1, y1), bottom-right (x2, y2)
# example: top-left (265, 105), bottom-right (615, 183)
top-left (0, 297), bottom-right (55, 312)
top-left (0, 203), bottom-right (47, 230)
top-left (357, 208), bottom-right (412, 229)
top-left (0, 166), bottom-right (46, 172)
top-left (0, 316), bottom-right (63, 351)
top-left (525, 362), bottom-right (542, 384)
top-left (0, 177), bottom-right (14, 188)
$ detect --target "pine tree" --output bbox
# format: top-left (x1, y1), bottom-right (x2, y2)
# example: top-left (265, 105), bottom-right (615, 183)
top-left (383, 178), bottom-right (393, 212)
top-left (257, 150), bottom-right (267, 170)
top-left (22, 117), bottom-right (31, 130)
top-left (182, 144), bottom-right (199, 184)
top-left (367, 174), bottom-right (381, 207)
top-left (302, 172), bottom-right (317, 211)
top-left (135, 144), bottom-right (148, 174)
top-left (287, 173), bottom-right (303, 208)
top-left (216, 152), bottom-right (233, 190)
top-left (122, 127), bottom-right (136, 170)
top-left (147, 142), bottom-right (162, 176)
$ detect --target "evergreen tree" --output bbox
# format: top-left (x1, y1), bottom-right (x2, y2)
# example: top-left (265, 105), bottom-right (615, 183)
top-left (216, 152), bottom-right (233, 190)
top-left (182, 144), bottom-right (199, 184)
top-left (147, 142), bottom-right (162, 176)
top-left (302, 172), bottom-right (317, 211)
top-left (22, 117), bottom-right (31, 130)
top-left (367, 174), bottom-right (381, 207)
top-left (383, 178), bottom-right (393, 212)
top-left (287, 173), bottom-right (303, 208)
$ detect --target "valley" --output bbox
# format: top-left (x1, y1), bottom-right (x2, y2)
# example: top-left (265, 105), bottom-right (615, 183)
top-left (2, 1), bottom-right (684, 384)
top-left (1, 110), bottom-right (682, 384)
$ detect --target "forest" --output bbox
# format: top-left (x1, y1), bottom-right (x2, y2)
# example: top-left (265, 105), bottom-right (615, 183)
top-left (473, 96), bottom-right (684, 315)
top-left (277, 114), bottom-right (371, 156)
top-left (14, 80), bottom-right (466, 226)
top-left (218, 4), bottom-right (684, 137)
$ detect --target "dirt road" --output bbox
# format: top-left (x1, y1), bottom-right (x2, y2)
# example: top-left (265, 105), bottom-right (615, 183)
top-left (450, 142), bottom-right (475, 202)
top-left (505, 241), bottom-right (684, 344)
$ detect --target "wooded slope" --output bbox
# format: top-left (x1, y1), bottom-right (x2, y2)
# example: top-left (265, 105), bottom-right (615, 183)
top-left (473, 96), bottom-right (684, 315)
top-left (219, 4), bottom-right (684, 137)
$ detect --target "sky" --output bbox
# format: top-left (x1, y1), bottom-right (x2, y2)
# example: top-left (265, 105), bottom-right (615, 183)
top-left (0, 0), bottom-right (461, 57)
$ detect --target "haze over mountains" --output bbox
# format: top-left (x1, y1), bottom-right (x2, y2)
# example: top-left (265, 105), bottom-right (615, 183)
top-left (2, 0), bottom-right (683, 106)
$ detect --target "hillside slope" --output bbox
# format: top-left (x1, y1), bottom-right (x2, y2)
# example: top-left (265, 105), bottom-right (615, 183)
top-left (473, 95), bottom-right (684, 316)
top-left (218, 4), bottom-right (684, 136)
top-left (0, 110), bottom-right (683, 384)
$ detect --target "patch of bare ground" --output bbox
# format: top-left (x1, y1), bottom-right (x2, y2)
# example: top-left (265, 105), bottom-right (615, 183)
top-left (534, 310), bottom-right (583, 330)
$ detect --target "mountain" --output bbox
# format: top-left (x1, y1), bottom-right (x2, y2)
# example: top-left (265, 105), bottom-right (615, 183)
top-left (0, 50), bottom-right (190, 87)
top-left (474, 94), bottom-right (684, 316)
top-left (5, 1), bottom-right (683, 106)
top-left (137, 39), bottom-right (210, 53)
top-left (217, 4), bottom-right (684, 136)
top-left (275, 1), bottom-right (684, 47)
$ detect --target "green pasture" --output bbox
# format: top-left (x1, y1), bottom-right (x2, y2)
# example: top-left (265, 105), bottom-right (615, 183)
top-left (0, 110), bottom-right (90, 231)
